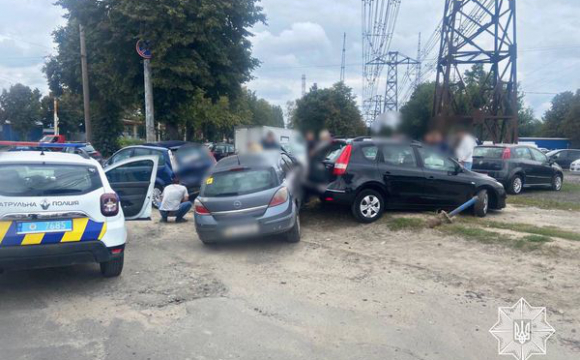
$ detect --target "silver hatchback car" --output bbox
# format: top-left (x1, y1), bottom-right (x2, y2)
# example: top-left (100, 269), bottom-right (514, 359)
top-left (194, 152), bottom-right (302, 244)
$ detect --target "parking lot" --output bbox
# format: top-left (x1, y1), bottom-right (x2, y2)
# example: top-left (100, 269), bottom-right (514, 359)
top-left (1, 180), bottom-right (580, 360)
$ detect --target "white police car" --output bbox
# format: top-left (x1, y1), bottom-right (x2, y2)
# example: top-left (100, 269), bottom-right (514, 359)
top-left (0, 150), bottom-right (157, 277)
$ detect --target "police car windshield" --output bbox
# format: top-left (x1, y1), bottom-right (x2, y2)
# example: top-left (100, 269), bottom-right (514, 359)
top-left (0, 164), bottom-right (102, 197)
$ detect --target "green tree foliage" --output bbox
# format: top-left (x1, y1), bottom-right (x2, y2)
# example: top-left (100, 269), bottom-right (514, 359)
top-left (46, 0), bottom-right (265, 154)
top-left (399, 82), bottom-right (435, 140)
top-left (292, 82), bottom-right (366, 137)
top-left (0, 84), bottom-right (42, 139)
top-left (541, 90), bottom-right (580, 146)
top-left (40, 91), bottom-right (84, 137)
top-left (518, 107), bottom-right (542, 137)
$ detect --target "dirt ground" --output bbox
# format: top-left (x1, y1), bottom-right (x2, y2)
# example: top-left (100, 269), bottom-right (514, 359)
top-left (1, 196), bottom-right (580, 359)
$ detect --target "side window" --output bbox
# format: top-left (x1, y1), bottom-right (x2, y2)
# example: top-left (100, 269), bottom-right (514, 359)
top-left (514, 147), bottom-right (532, 160)
top-left (111, 149), bottom-right (133, 164)
top-left (417, 148), bottom-right (455, 172)
top-left (382, 145), bottom-right (417, 168)
top-left (106, 160), bottom-right (155, 183)
top-left (361, 146), bottom-right (379, 161)
top-left (150, 150), bottom-right (166, 166)
top-left (133, 148), bottom-right (152, 157)
top-left (530, 148), bottom-right (548, 163)
top-left (280, 154), bottom-right (293, 174)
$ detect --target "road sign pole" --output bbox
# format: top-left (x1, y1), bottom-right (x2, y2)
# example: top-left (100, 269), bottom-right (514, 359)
top-left (53, 97), bottom-right (59, 136)
top-left (143, 58), bottom-right (155, 142)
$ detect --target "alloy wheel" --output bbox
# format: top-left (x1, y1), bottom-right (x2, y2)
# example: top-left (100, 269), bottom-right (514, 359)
top-left (513, 177), bottom-right (523, 194)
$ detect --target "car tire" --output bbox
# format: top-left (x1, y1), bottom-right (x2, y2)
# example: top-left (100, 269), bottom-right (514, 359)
top-left (284, 215), bottom-right (301, 243)
top-left (507, 175), bottom-right (524, 195)
top-left (152, 185), bottom-right (164, 209)
top-left (551, 174), bottom-right (563, 191)
top-left (473, 189), bottom-right (489, 218)
top-left (352, 189), bottom-right (384, 223)
top-left (100, 254), bottom-right (124, 278)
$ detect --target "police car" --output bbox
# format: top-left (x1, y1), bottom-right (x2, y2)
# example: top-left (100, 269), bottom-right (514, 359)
top-left (0, 148), bottom-right (158, 277)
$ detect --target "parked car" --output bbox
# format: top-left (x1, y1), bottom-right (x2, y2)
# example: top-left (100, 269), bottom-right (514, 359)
top-left (104, 142), bottom-right (215, 207)
top-left (62, 142), bottom-right (103, 163)
top-left (0, 150), bottom-right (158, 276)
top-left (472, 145), bottom-right (564, 195)
top-left (571, 159), bottom-right (580, 173)
top-left (308, 138), bottom-right (506, 223)
top-left (546, 149), bottom-right (580, 169)
top-left (194, 151), bottom-right (302, 244)
top-left (39, 134), bottom-right (66, 144)
top-left (210, 143), bottom-right (236, 161)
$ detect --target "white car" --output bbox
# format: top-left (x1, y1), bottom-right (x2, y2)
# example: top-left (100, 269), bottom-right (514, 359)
top-left (0, 151), bottom-right (157, 277)
top-left (571, 159), bottom-right (580, 173)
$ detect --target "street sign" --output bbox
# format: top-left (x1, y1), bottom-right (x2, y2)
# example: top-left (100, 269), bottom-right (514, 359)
top-left (136, 40), bottom-right (152, 59)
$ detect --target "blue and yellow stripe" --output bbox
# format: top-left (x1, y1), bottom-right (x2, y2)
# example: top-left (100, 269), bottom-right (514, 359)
top-left (0, 219), bottom-right (107, 247)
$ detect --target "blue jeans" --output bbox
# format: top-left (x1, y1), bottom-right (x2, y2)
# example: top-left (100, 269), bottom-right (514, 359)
top-left (160, 201), bottom-right (192, 221)
top-left (463, 162), bottom-right (473, 171)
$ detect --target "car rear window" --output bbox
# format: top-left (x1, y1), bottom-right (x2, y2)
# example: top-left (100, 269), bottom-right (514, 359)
top-left (203, 169), bottom-right (277, 197)
top-left (0, 163), bottom-right (102, 197)
top-left (473, 147), bottom-right (505, 158)
top-left (176, 146), bottom-right (210, 164)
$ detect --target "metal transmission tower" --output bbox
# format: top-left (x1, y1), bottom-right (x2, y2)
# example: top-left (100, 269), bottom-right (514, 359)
top-left (433, 0), bottom-right (518, 143)
top-left (382, 52), bottom-right (420, 112)
top-left (415, 33), bottom-right (422, 87)
top-left (301, 74), bottom-right (306, 96)
top-left (340, 33), bottom-right (347, 82)
top-left (362, 0), bottom-right (401, 126)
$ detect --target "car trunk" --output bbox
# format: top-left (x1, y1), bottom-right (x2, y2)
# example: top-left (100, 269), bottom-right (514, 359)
top-left (199, 167), bottom-right (279, 219)
top-left (174, 145), bottom-right (215, 187)
top-left (307, 141), bottom-right (346, 188)
top-left (472, 147), bottom-right (506, 175)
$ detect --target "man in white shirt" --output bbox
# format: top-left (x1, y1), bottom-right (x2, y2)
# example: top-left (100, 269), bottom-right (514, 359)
top-left (159, 176), bottom-right (192, 223)
top-left (455, 130), bottom-right (478, 170)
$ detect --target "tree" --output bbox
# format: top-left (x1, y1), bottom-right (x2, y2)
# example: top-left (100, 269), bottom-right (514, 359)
top-left (517, 107), bottom-right (542, 137)
top-left (292, 82), bottom-right (366, 137)
top-left (542, 91), bottom-right (575, 137)
top-left (46, 0), bottom-right (265, 154)
top-left (0, 84), bottom-right (42, 139)
top-left (399, 82), bottom-right (435, 140)
top-left (40, 91), bottom-right (85, 137)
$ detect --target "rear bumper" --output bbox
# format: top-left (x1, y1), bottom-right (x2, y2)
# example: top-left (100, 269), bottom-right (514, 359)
top-left (0, 242), bottom-right (123, 271)
top-left (195, 203), bottom-right (296, 242)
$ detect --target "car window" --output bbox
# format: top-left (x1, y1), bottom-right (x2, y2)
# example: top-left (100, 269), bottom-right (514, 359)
top-left (418, 148), bottom-right (455, 172)
top-left (280, 154), bottom-right (293, 175)
top-left (0, 164), bottom-right (102, 197)
top-left (132, 148), bottom-right (152, 157)
top-left (110, 149), bottom-right (133, 164)
top-left (382, 145), bottom-right (417, 168)
top-left (514, 147), bottom-right (532, 160)
top-left (473, 147), bottom-right (504, 158)
top-left (529, 148), bottom-right (548, 163)
top-left (203, 169), bottom-right (277, 197)
top-left (106, 160), bottom-right (155, 183)
top-left (361, 146), bottom-right (379, 161)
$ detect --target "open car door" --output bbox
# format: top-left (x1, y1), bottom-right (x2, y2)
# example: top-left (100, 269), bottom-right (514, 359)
top-left (104, 156), bottom-right (158, 220)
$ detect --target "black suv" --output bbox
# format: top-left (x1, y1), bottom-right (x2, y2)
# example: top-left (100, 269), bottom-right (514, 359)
top-left (472, 145), bottom-right (564, 195)
top-left (308, 138), bottom-right (506, 223)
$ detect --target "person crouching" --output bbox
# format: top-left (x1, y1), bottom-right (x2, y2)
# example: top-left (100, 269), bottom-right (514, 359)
top-left (159, 176), bottom-right (192, 223)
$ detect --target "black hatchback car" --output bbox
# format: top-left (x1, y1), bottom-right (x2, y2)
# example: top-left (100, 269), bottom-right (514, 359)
top-left (308, 138), bottom-right (506, 223)
top-left (472, 145), bottom-right (564, 195)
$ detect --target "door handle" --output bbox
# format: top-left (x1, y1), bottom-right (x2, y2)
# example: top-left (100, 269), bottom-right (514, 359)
top-left (427, 176), bottom-right (435, 180)
top-left (384, 171), bottom-right (391, 175)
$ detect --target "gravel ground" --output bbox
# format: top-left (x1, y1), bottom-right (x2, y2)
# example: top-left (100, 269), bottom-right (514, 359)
top-left (1, 203), bottom-right (579, 360)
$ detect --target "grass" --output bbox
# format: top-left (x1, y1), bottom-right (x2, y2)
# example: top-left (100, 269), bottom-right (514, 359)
top-left (507, 196), bottom-right (580, 212)
top-left (561, 183), bottom-right (580, 193)
top-left (385, 217), bottom-right (426, 231)
top-left (457, 218), bottom-right (580, 242)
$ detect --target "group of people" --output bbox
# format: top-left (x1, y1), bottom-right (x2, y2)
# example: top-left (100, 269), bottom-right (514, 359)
top-left (424, 128), bottom-right (479, 170)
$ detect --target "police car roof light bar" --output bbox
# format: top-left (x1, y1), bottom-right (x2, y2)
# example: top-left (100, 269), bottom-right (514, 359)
top-left (0, 141), bottom-right (85, 149)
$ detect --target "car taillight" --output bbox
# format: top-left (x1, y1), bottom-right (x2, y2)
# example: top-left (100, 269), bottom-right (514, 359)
top-left (269, 187), bottom-right (288, 207)
top-left (194, 198), bottom-right (211, 215)
top-left (333, 144), bottom-right (353, 176)
top-left (101, 193), bottom-right (119, 217)
top-left (502, 148), bottom-right (511, 159)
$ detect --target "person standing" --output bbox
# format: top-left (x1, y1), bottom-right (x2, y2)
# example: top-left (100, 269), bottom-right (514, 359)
top-left (159, 176), bottom-right (192, 223)
top-left (455, 129), bottom-right (478, 170)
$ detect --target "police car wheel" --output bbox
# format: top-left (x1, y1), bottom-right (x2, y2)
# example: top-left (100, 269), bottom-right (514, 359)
top-left (100, 253), bottom-right (124, 278)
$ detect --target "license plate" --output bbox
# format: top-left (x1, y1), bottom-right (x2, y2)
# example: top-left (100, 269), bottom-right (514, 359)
top-left (223, 223), bottom-right (259, 238)
top-left (17, 220), bottom-right (73, 234)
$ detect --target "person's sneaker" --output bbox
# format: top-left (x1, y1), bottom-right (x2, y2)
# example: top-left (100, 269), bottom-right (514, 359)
top-left (175, 218), bottom-right (188, 223)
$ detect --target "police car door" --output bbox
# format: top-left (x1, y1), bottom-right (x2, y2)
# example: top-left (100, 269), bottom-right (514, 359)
top-left (104, 156), bottom-right (158, 220)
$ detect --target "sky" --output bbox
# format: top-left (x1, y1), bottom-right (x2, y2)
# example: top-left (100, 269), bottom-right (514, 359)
top-left (1, 0), bottom-right (579, 119)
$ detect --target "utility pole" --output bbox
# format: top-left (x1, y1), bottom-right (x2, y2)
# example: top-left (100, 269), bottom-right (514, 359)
top-left (143, 58), bottom-right (155, 142)
top-left (79, 24), bottom-right (91, 142)
top-left (53, 97), bottom-right (59, 136)
top-left (416, 33), bottom-right (422, 87)
top-left (340, 33), bottom-right (347, 82)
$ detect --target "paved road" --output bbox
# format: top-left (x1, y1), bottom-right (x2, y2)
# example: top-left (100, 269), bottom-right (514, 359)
top-left (1, 205), bottom-right (579, 360)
